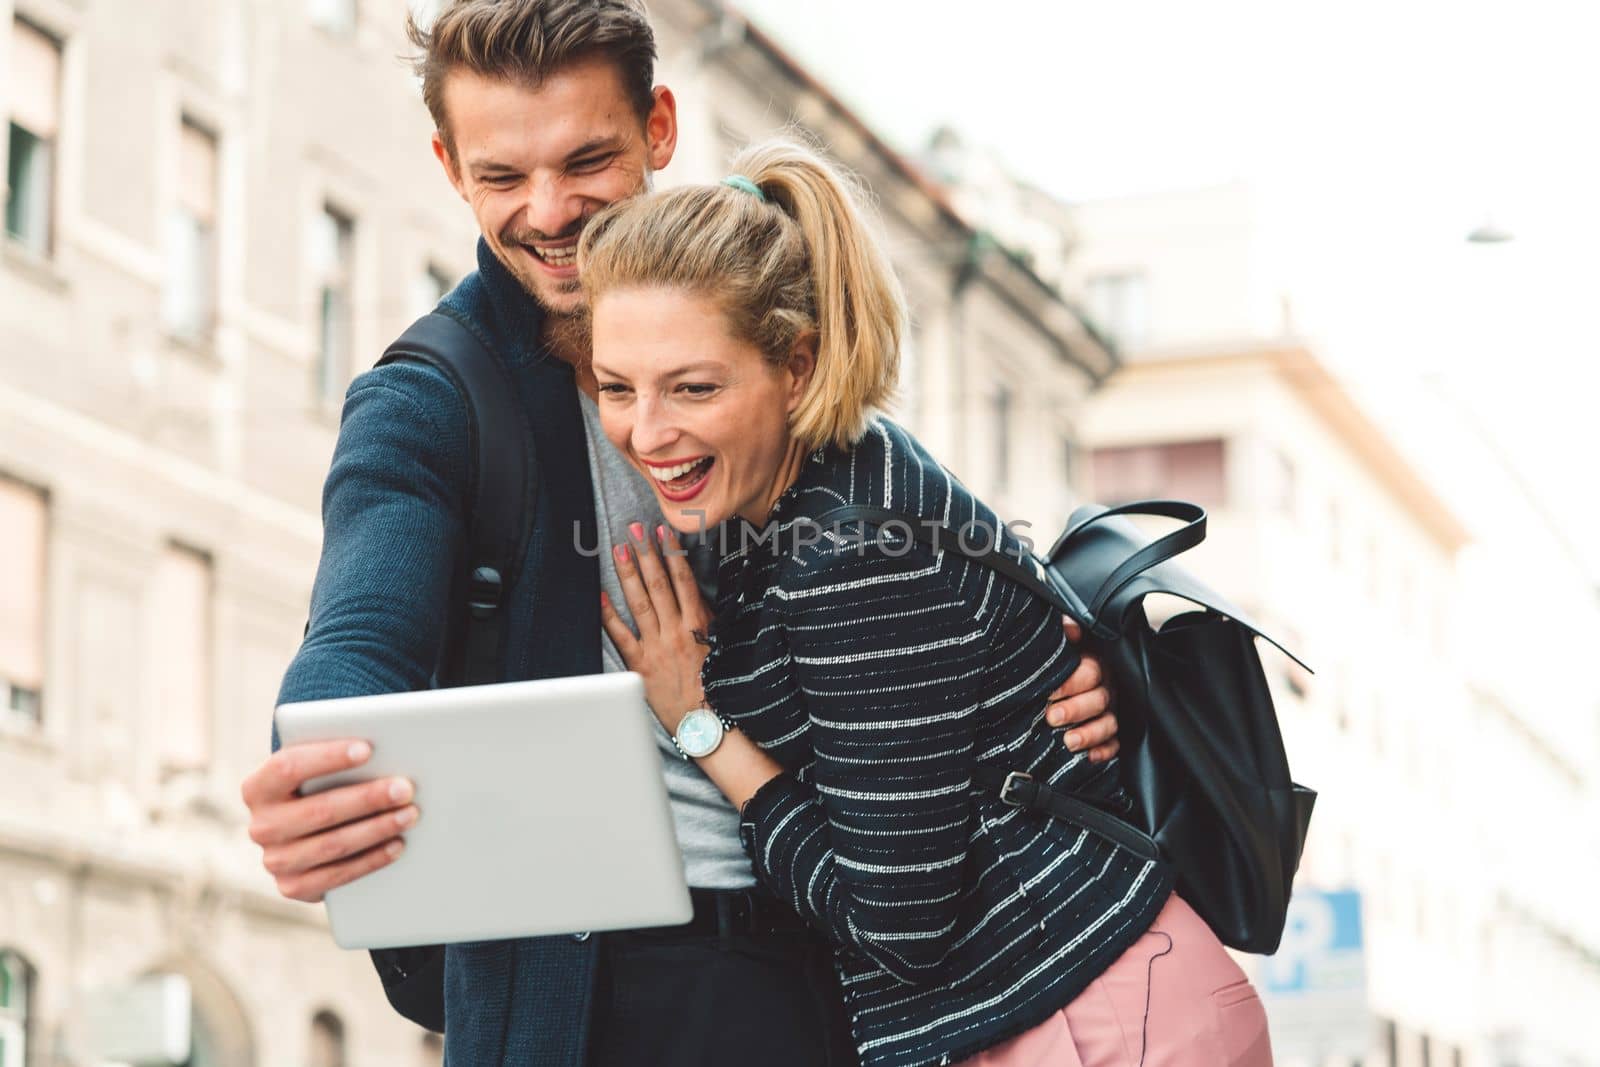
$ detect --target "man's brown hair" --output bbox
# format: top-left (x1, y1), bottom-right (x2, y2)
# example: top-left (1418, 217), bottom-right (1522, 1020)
top-left (407, 0), bottom-right (658, 156)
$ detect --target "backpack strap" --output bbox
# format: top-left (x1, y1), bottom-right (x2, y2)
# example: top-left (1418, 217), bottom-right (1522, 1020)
top-left (1047, 501), bottom-right (1206, 622)
top-left (376, 311), bottom-right (537, 685)
top-left (359, 311), bottom-right (537, 1033)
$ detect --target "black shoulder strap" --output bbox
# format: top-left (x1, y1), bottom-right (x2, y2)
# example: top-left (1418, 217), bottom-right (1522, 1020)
top-left (377, 311), bottom-right (537, 686)
top-left (361, 312), bottom-right (536, 1032)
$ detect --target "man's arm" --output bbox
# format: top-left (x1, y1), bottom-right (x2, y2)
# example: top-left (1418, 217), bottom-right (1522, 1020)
top-left (279, 364), bottom-right (469, 709)
top-left (246, 362), bottom-right (469, 903)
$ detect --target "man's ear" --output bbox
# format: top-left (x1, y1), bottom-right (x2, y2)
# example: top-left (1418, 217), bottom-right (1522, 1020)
top-left (784, 332), bottom-right (819, 415)
top-left (432, 130), bottom-right (468, 202)
top-left (645, 86), bottom-right (679, 173)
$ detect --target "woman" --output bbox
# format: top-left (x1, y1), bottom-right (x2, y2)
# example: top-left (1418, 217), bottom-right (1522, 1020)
top-left (577, 140), bottom-right (1273, 1067)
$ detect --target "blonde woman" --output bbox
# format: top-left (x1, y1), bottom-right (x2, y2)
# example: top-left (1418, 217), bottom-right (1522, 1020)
top-left (578, 141), bottom-right (1272, 1067)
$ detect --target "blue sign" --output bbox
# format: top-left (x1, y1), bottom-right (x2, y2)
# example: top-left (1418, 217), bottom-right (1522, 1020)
top-left (1263, 888), bottom-right (1365, 994)
top-left (1260, 889), bottom-right (1371, 1059)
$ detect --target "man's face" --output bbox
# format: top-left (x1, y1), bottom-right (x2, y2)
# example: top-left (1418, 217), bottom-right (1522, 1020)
top-left (433, 57), bottom-right (677, 320)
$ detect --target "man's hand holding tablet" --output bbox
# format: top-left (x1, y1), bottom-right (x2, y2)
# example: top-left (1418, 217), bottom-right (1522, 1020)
top-left (241, 739), bottom-right (416, 903)
top-left (264, 675), bottom-right (691, 950)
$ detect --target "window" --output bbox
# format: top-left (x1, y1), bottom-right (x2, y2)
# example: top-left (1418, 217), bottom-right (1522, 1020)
top-left (0, 477), bottom-right (46, 728)
top-left (1367, 536), bottom-right (1383, 600)
top-left (164, 119), bottom-right (220, 341)
top-left (5, 19), bottom-right (61, 255)
top-left (1266, 448), bottom-right (1296, 515)
top-left (991, 385), bottom-right (1012, 492)
top-left (410, 261), bottom-right (453, 318)
top-left (0, 950), bottom-right (33, 1067)
top-left (1090, 439), bottom-right (1227, 509)
top-left (309, 1010), bottom-right (346, 1067)
top-left (895, 326), bottom-right (921, 427)
top-left (1083, 271), bottom-right (1149, 351)
top-left (308, 0), bottom-right (357, 36)
top-left (153, 544), bottom-right (212, 772)
top-left (312, 206), bottom-right (355, 402)
top-left (1328, 498), bottom-right (1342, 565)
top-left (1372, 852), bottom-right (1391, 922)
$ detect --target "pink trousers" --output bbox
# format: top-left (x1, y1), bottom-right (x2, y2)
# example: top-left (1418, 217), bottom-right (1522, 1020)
top-left (956, 894), bottom-right (1273, 1067)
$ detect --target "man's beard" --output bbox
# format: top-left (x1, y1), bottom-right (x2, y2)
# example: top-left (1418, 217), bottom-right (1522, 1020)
top-left (542, 302), bottom-right (589, 364)
top-left (492, 223), bottom-right (589, 363)
top-left (513, 261), bottom-right (587, 363)
top-left (517, 263), bottom-right (584, 318)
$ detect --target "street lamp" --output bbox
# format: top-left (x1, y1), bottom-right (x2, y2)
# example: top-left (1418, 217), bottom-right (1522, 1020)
top-left (1466, 221), bottom-right (1514, 244)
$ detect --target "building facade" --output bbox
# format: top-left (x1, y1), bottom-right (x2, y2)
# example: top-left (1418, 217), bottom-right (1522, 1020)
top-left (1058, 184), bottom-right (1600, 1067)
top-left (0, 0), bottom-right (1109, 1062)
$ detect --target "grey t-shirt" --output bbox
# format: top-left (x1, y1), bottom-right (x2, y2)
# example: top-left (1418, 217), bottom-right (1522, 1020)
top-left (577, 393), bottom-right (754, 889)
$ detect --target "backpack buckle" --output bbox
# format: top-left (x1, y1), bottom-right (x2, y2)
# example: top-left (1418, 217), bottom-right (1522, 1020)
top-left (999, 771), bottom-right (1033, 807)
top-left (468, 565), bottom-right (504, 619)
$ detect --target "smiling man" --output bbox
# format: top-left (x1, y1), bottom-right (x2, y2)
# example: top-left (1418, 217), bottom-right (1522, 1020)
top-left (431, 54), bottom-right (665, 359)
top-left (238, 2), bottom-right (1122, 1064)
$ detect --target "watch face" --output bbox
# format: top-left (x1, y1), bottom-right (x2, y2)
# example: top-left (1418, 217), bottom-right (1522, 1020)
top-left (676, 708), bottom-right (724, 758)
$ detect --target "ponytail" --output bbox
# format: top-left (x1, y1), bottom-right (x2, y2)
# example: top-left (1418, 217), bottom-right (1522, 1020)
top-left (730, 141), bottom-right (904, 449)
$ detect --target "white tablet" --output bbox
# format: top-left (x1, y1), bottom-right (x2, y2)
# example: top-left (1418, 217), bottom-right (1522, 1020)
top-left (275, 673), bottom-right (692, 950)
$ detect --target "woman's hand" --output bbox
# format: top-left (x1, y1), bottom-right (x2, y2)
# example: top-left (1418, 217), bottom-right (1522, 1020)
top-left (601, 522), bottom-right (715, 734)
top-left (1047, 618), bottom-right (1120, 762)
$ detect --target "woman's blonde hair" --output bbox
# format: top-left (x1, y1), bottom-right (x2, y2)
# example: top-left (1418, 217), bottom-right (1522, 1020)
top-left (577, 139), bottom-right (906, 451)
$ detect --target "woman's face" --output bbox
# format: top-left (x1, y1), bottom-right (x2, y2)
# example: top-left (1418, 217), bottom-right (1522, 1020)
top-left (591, 287), bottom-right (814, 534)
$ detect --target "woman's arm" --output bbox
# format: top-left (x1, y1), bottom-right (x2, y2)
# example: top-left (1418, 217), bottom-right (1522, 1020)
top-left (731, 538), bottom-right (997, 983)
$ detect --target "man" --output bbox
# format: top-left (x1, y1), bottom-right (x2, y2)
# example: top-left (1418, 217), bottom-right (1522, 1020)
top-left (239, 2), bottom-right (1120, 1063)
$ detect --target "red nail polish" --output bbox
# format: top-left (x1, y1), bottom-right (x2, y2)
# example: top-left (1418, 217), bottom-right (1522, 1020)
top-left (614, 544), bottom-right (629, 563)
top-left (629, 522), bottom-right (645, 541)
top-left (656, 524), bottom-right (666, 542)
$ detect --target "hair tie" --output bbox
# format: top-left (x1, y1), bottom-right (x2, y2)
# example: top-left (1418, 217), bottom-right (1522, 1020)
top-left (721, 174), bottom-right (767, 202)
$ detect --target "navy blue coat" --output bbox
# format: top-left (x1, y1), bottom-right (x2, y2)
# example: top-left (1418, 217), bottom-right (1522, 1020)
top-left (276, 239), bottom-right (602, 1065)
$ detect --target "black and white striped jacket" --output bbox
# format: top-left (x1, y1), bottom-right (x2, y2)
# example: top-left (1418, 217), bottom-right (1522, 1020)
top-left (705, 419), bottom-right (1174, 1067)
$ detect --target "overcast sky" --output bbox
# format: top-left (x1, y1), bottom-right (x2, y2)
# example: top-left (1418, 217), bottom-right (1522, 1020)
top-left (735, 0), bottom-right (1600, 582)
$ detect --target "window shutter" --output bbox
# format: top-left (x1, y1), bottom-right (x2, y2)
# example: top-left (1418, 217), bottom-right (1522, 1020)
top-left (9, 20), bottom-right (61, 139)
top-left (0, 479), bottom-right (46, 692)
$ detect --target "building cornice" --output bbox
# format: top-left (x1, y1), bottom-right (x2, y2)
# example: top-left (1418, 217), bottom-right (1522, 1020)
top-left (0, 814), bottom-right (328, 929)
top-left (1110, 345), bottom-right (1472, 554)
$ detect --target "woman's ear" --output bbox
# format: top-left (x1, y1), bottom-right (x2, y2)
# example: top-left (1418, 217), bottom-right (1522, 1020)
top-left (784, 332), bottom-right (819, 415)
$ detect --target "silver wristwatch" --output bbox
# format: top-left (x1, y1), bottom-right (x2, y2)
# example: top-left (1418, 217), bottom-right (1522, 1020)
top-left (672, 707), bottom-right (734, 759)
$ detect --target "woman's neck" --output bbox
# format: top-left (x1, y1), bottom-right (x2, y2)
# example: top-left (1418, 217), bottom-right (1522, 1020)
top-left (740, 439), bottom-right (811, 526)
